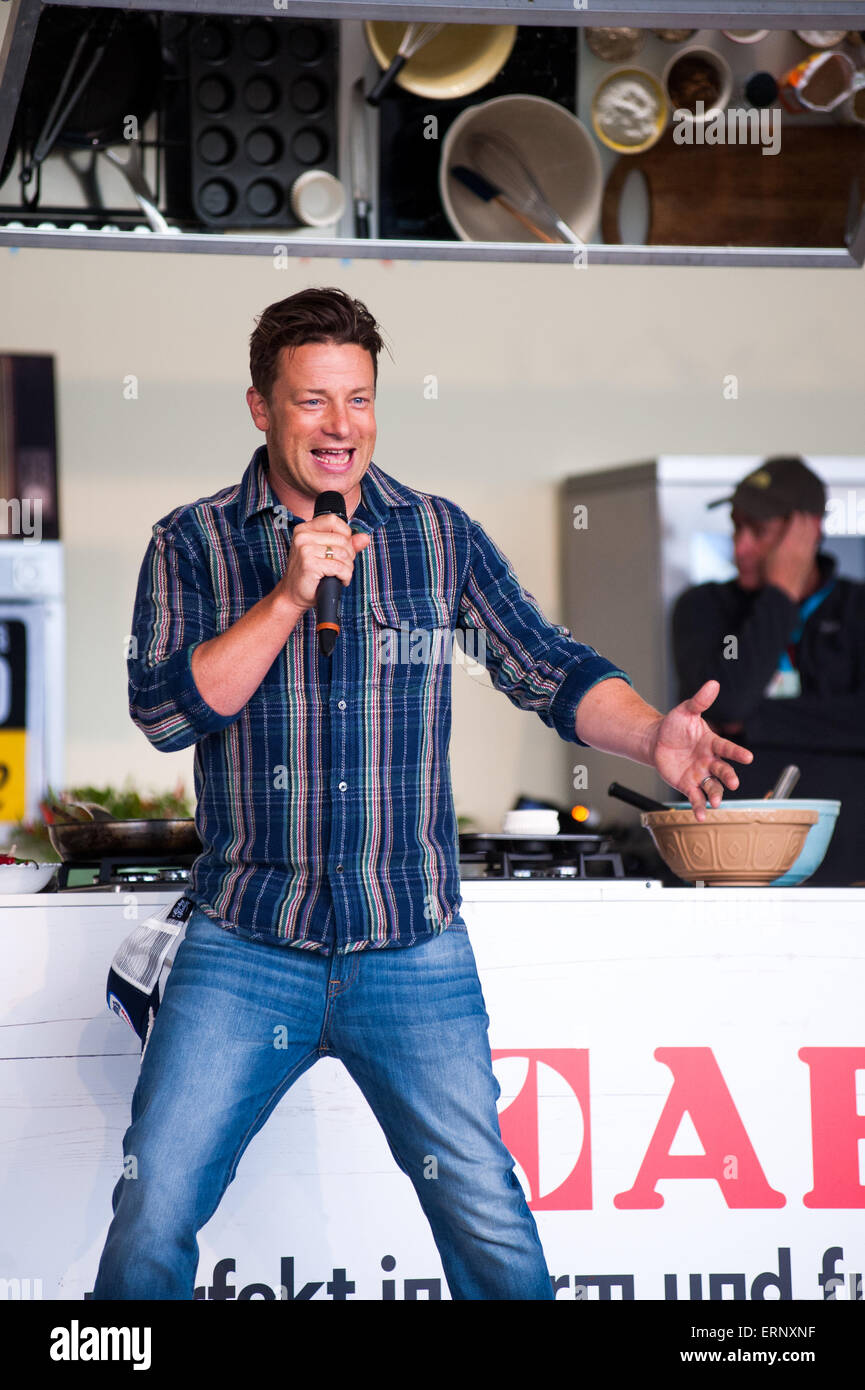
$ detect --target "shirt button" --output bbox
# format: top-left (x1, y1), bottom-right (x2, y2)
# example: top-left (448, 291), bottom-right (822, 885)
top-left (338, 781), bottom-right (347, 792)
top-left (335, 864), bottom-right (344, 874)
top-left (337, 700), bottom-right (346, 710)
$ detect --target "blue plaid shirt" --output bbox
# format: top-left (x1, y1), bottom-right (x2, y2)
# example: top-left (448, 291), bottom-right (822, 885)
top-left (129, 446), bottom-right (632, 952)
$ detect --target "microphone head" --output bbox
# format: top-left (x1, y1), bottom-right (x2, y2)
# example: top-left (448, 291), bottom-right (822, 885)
top-left (314, 491), bottom-right (347, 521)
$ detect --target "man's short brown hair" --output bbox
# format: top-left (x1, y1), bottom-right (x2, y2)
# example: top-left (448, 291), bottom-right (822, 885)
top-left (249, 287), bottom-right (385, 402)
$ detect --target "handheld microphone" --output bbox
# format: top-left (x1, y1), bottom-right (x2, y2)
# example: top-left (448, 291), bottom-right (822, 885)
top-left (314, 491), bottom-right (347, 656)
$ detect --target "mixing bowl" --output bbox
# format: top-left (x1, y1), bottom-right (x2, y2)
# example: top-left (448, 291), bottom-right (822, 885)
top-left (665, 799), bottom-right (840, 885)
top-left (641, 806), bottom-right (818, 886)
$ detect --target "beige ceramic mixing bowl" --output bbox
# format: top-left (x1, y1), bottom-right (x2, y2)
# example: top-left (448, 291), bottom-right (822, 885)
top-left (641, 806), bottom-right (818, 886)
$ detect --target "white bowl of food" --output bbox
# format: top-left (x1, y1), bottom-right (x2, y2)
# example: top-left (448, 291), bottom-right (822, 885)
top-left (0, 853), bottom-right (57, 893)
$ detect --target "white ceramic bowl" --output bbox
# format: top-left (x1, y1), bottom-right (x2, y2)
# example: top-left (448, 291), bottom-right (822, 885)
top-left (0, 861), bottom-right (57, 893)
top-left (440, 94), bottom-right (602, 244)
top-left (662, 45), bottom-right (733, 123)
top-left (502, 810), bottom-right (560, 836)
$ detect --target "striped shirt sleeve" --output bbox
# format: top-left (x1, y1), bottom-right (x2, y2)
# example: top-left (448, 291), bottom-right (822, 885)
top-left (458, 517), bottom-right (633, 748)
top-left (128, 519), bottom-right (239, 752)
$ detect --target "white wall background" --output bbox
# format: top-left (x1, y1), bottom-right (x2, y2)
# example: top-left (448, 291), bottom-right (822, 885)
top-left (2, 248), bottom-right (862, 827)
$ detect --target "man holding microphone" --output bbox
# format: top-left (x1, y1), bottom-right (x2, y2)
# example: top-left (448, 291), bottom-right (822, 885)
top-left (93, 287), bottom-right (752, 1300)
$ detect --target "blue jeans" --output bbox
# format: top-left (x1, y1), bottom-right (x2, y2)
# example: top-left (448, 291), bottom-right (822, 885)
top-left (92, 907), bottom-right (554, 1300)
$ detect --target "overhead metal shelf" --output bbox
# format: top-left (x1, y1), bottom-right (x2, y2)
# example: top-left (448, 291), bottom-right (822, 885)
top-left (1, 0), bottom-right (864, 266)
top-left (10, 0), bottom-right (865, 24)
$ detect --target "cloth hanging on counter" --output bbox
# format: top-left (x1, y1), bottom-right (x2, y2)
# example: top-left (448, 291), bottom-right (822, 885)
top-left (106, 895), bottom-right (194, 1052)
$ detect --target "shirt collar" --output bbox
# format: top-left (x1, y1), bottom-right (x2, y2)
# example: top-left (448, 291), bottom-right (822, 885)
top-left (239, 444), bottom-right (424, 531)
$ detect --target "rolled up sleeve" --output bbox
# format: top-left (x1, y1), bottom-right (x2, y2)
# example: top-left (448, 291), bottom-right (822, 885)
top-left (128, 519), bottom-right (239, 752)
top-left (458, 518), bottom-right (633, 747)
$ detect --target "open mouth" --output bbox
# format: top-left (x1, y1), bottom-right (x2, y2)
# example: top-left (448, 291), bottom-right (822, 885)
top-left (311, 447), bottom-right (355, 471)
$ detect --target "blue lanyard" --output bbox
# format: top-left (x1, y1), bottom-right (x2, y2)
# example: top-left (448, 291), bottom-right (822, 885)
top-left (778, 579), bottom-right (835, 670)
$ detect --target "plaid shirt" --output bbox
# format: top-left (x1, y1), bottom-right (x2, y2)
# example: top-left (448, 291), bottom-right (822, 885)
top-left (129, 446), bottom-right (632, 953)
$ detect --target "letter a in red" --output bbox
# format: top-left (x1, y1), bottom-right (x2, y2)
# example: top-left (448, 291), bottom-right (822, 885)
top-left (614, 1048), bottom-right (786, 1209)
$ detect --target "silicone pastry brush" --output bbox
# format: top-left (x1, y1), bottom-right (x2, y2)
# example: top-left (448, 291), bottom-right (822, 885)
top-left (450, 165), bottom-right (559, 243)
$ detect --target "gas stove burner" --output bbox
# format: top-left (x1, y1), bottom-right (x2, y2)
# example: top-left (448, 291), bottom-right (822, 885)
top-left (112, 866), bottom-right (191, 885)
top-left (53, 855), bottom-right (195, 890)
top-left (458, 832), bottom-right (626, 880)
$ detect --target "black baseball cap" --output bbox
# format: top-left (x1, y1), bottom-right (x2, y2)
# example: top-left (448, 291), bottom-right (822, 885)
top-left (707, 457), bottom-right (826, 521)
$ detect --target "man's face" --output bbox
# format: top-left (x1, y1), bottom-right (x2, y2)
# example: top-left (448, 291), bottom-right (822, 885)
top-left (246, 340), bottom-right (376, 519)
top-left (731, 507), bottom-right (789, 590)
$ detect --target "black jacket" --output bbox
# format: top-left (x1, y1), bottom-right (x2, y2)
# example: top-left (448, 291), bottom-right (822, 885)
top-left (671, 553), bottom-right (865, 885)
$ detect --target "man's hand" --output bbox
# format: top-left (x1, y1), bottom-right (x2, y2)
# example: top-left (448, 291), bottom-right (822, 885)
top-left (650, 679), bottom-right (754, 821)
top-left (275, 514), bottom-right (371, 614)
top-left (763, 511), bottom-right (821, 603)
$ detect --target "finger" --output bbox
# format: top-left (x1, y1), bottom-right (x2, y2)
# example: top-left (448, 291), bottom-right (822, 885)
top-left (306, 515), bottom-right (352, 536)
top-left (682, 679), bottom-right (720, 716)
top-left (683, 781), bottom-right (710, 822)
top-left (713, 737), bottom-right (754, 765)
top-left (708, 760), bottom-right (739, 791)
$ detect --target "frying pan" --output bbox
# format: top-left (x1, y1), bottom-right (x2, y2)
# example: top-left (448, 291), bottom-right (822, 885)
top-left (48, 819), bottom-right (202, 862)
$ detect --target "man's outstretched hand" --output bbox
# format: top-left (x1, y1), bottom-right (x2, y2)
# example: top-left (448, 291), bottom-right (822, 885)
top-left (650, 680), bottom-right (754, 822)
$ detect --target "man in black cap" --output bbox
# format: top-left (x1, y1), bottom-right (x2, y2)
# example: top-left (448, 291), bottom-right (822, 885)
top-left (672, 456), bottom-right (865, 886)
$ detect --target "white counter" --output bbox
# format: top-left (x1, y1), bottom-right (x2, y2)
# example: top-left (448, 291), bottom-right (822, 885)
top-left (2, 883), bottom-right (864, 1300)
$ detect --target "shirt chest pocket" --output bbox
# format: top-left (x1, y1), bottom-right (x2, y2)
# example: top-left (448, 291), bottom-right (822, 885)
top-left (365, 592), bottom-right (454, 691)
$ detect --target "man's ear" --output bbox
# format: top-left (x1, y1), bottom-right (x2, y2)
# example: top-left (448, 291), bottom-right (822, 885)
top-left (246, 385), bottom-right (269, 433)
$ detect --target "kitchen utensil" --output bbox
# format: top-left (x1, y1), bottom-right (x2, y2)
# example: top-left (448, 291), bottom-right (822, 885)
top-left (764, 765), bottom-right (801, 800)
top-left (10, 7), bottom-right (162, 212)
top-left (653, 30), bottom-right (697, 43)
top-left (44, 800), bottom-right (91, 824)
top-left (0, 862), bottom-right (57, 893)
top-left (366, 23), bottom-right (444, 107)
top-left (466, 129), bottom-right (582, 244)
top-left (378, 28), bottom-right (575, 243)
top-left (101, 144), bottom-right (169, 233)
top-left (350, 77), bottom-right (372, 238)
top-left (364, 22), bottom-right (516, 103)
top-left (450, 165), bottom-right (558, 242)
top-left (640, 806), bottom-right (818, 886)
top-left (794, 30), bottom-right (848, 49)
top-left (721, 31), bottom-right (770, 44)
top-left (187, 16), bottom-right (338, 229)
top-left (502, 809), bottom-right (560, 836)
top-left (662, 46), bottom-right (733, 120)
top-left (608, 782), bottom-right (667, 813)
top-left (602, 126), bottom-right (865, 247)
top-left (440, 96), bottom-right (602, 246)
top-left (584, 28), bottom-right (646, 63)
top-left (667, 798), bottom-right (839, 886)
top-left (47, 819), bottom-right (202, 862)
top-left (289, 169), bottom-right (345, 226)
top-left (591, 66), bottom-right (669, 155)
top-left (64, 800), bottom-right (116, 821)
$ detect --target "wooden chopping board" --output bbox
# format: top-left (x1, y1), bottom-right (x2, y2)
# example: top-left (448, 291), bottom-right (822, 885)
top-left (601, 125), bottom-right (865, 247)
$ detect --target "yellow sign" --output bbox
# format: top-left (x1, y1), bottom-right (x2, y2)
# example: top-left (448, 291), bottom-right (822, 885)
top-left (0, 729), bottom-right (27, 823)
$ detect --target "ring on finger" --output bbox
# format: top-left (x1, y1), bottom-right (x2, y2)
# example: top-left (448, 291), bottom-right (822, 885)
top-left (324, 546), bottom-right (333, 559)
top-left (700, 774), bottom-right (722, 794)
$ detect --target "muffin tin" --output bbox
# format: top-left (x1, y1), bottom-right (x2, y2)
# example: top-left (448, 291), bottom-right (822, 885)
top-left (187, 16), bottom-right (338, 228)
